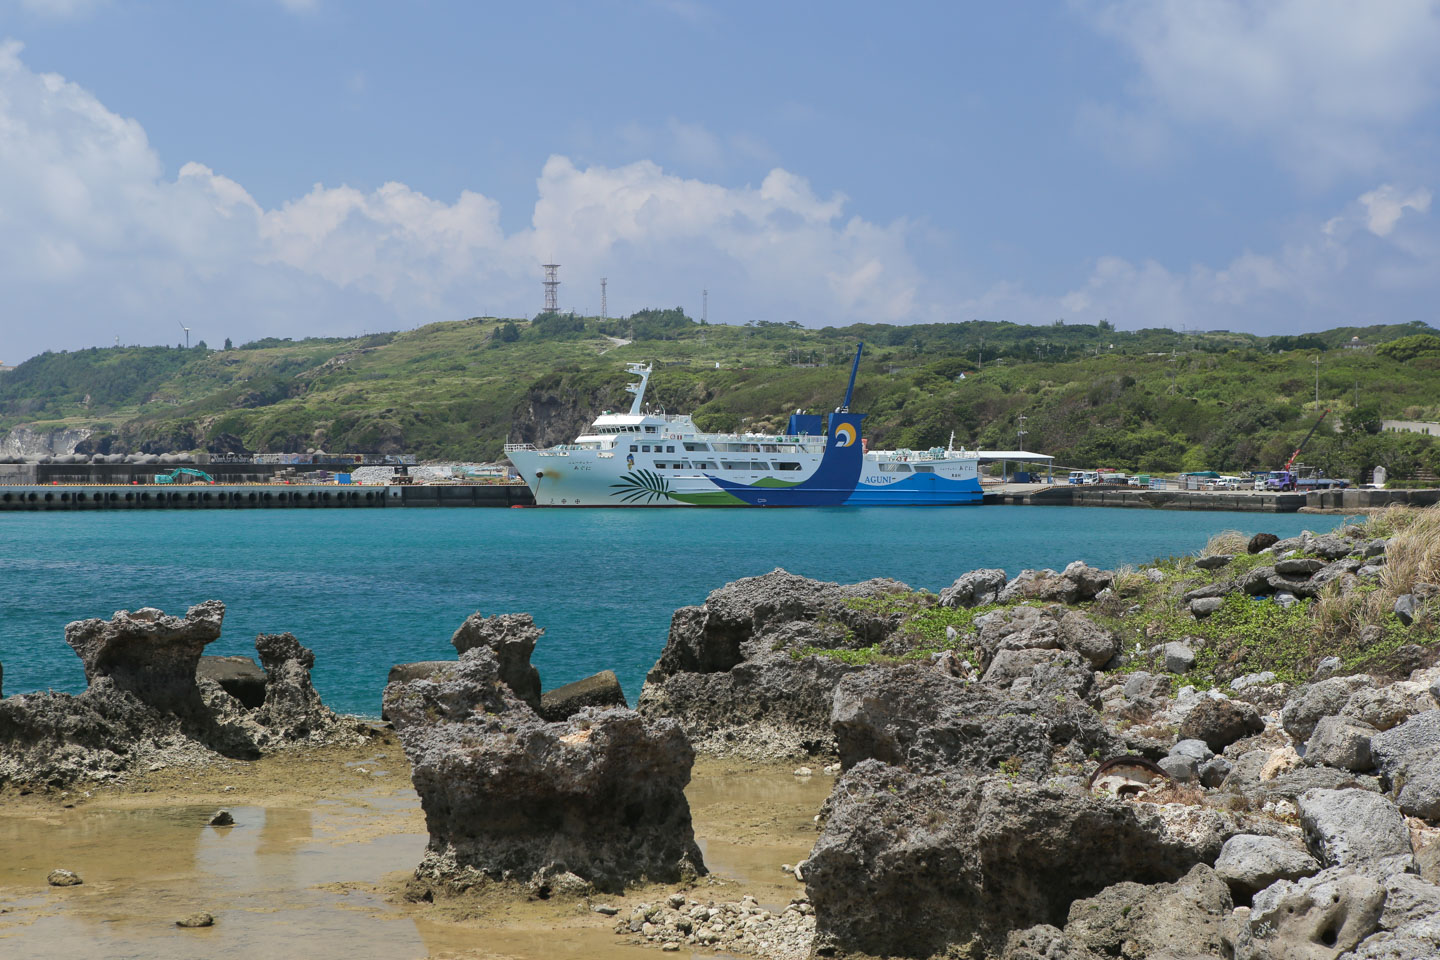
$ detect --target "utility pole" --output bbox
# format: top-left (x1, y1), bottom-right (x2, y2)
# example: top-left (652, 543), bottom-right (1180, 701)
top-left (1312, 355), bottom-right (1320, 408)
top-left (702, 289), bottom-right (708, 325)
top-left (1016, 414), bottom-right (1028, 449)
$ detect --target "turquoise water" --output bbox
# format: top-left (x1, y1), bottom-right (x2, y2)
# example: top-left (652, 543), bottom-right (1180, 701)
top-left (0, 507), bottom-right (1345, 715)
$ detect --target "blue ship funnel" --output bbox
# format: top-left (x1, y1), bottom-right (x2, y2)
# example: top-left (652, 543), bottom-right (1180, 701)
top-left (709, 411), bottom-right (866, 506)
top-left (787, 413), bottom-right (824, 437)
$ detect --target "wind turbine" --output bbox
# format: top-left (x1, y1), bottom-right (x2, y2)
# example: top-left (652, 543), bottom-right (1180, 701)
top-left (177, 319), bottom-right (191, 349)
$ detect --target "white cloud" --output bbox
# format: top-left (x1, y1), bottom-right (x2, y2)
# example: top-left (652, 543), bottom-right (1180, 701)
top-left (1358, 185), bottom-right (1432, 237)
top-left (953, 182), bottom-right (1437, 333)
top-left (1081, 0), bottom-right (1440, 181)
top-left (0, 42), bottom-right (923, 359)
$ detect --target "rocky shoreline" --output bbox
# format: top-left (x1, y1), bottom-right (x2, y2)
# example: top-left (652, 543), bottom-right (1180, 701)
top-left (3, 507), bottom-right (1438, 959)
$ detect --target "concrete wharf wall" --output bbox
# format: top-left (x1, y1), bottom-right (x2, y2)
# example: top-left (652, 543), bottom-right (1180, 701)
top-left (0, 484), bottom-right (398, 511)
top-left (0, 482), bottom-right (538, 511)
top-left (985, 485), bottom-right (1440, 513)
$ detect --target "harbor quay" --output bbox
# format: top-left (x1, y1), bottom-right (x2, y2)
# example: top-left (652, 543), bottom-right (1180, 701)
top-left (1, 475), bottom-right (1435, 513)
top-left (0, 482), bottom-right (534, 510)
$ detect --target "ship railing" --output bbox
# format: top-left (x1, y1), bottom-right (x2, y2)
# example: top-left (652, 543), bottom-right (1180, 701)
top-left (503, 443), bottom-right (538, 453)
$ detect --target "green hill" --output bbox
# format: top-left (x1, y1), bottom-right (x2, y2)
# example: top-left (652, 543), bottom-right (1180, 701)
top-left (2, 314), bottom-right (1438, 483)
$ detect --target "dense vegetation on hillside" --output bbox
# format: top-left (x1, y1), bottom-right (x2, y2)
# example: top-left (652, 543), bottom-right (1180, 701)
top-left (2, 314), bottom-right (1437, 482)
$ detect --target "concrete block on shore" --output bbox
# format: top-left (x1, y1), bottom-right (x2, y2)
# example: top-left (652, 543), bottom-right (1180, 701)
top-left (197, 655), bottom-right (267, 709)
top-left (539, 670), bottom-right (629, 722)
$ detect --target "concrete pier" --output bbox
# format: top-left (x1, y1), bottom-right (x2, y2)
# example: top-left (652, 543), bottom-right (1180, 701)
top-left (0, 482), bottom-right (540, 511)
top-left (0, 484), bottom-right (398, 511)
top-left (983, 484), bottom-right (1440, 513)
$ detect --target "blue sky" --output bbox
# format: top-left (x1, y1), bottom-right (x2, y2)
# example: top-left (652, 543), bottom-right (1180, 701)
top-left (2, 0), bottom-right (1439, 361)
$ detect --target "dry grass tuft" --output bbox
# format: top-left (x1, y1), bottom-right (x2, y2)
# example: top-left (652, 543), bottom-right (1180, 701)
top-left (1315, 505), bottom-right (1440, 639)
top-left (1109, 563), bottom-right (1149, 598)
top-left (1202, 529), bottom-right (1250, 557)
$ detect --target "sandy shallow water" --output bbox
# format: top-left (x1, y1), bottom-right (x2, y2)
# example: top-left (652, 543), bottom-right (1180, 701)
top-left (0, 736), bottom-right (832, 960)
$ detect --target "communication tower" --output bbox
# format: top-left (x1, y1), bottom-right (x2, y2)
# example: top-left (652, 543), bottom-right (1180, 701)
top-left (600, 277), bottom-right (607, 319)
top-left (702, 289), bottom-right (708, 324)
top-left (542, 263), bottom-right (561, 313)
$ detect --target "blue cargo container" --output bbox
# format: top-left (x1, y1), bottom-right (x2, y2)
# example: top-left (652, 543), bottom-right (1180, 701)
top-left (335, 473), bottom-right (352, 484)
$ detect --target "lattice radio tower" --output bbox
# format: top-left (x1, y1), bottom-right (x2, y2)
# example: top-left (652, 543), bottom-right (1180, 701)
top-left (600, 277), bottom-right (608, 319)
top-left (542, 263), bottom-right (561, 313)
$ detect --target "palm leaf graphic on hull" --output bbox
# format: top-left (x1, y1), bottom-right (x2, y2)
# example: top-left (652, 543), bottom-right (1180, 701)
top-left (610, 469), bottom-right (674, 503)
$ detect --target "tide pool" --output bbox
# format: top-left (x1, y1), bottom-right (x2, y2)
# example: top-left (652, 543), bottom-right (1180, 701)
top-left (0, 506), bottom-right (1345, 715)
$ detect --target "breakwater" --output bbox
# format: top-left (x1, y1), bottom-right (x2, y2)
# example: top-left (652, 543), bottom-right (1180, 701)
top-left (0, 483), bottom-right (534, 510)
top-left (986, 485), bottom-right (1440, 512)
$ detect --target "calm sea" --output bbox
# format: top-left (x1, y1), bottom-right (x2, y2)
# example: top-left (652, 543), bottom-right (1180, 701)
top-left (0, 506), bottom-right (1343, 715)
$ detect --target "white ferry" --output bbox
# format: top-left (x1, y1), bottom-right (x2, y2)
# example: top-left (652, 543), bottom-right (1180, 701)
top-left (504, 345), bottom-right (981, 507)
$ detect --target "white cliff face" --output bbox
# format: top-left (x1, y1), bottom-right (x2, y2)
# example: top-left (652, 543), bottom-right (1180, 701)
top-left (0, 426), bottom-right (92, 459)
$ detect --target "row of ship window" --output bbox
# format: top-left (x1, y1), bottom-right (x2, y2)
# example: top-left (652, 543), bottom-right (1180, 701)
top-left (628, 443), bottom-right (818, 455)
top-left (648, 461), bottom-right (806, 472)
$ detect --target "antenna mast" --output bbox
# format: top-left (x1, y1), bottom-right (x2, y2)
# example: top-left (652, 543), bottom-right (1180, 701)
top-left (542, 263), bottom-right (560, 313)
top-left (600, 277), bottom-right (607, 319)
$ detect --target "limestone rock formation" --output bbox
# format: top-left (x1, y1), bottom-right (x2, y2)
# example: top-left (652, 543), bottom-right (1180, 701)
top-left (646, 568), bottom-right (911, 679)
top-left (1213, 834), bottom-right (1322, 901)
top-left (829, 664), bottom-right (1117, 779)
top-left (1178, 697), bottom-right (1264, 752)
top-left (1296, 788), bottom-right (1415, 870)
top-left (387, 647), bottom-right (704, 894)
top-left (974, 604), bottom-right (1120, 670)
top-left (0, 604), bottom-right (360, 787)
top-left (939, 568), bottom-right (1007, 608)
top-left (252, 632), bottom-right (341, 740)
top-left (450, 612), bottom-right (544, 709)
top-left (638, 569), bottom-right (912, 758)
top-left (382, 648), bottom-right (527, 730)
top-left (1058, 864), bottom-right (1234, 960)
top-left (996, 562), bottom-right (1113, 605)
top-left (64, 600), bottom-right (225, 712)
top-left (1369, 710), bottom-right (1440, 819)
top-left (805, 761), bottom-right (1242, 958)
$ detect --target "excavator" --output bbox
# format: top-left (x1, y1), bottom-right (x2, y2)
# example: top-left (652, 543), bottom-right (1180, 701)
top-left (153, 467), bottom-right (216, 485)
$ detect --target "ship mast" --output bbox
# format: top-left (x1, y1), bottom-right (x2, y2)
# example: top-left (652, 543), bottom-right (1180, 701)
top-left (625, 362), bottom-right (653, 416)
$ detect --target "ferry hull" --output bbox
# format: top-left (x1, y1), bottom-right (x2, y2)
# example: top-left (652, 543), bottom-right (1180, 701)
top-left (845, 473), bottom-right (983, 506)
top-left (507, 448), bottom-right (983, 508)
